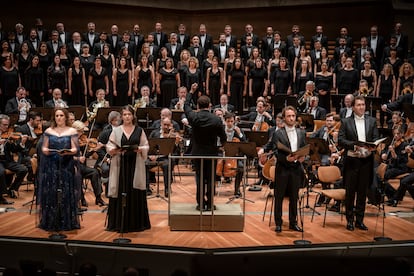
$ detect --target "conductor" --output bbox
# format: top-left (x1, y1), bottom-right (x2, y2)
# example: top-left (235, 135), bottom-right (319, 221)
top-left (184, 95), bottom-right (226, 211)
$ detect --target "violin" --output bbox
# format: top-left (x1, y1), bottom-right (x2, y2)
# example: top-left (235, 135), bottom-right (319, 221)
top-left (1, 131), bottom-right (23, 141)
top-left (79, 134), bottom-right (98, 150)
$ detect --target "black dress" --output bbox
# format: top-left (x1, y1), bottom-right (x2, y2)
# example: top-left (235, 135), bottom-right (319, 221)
top-left (106, 127), bottom-right (151, 232)
top-left (249, 67), bottom-right (268, 106)
top-left (295, 71), bottom-right (314, 94)
top-left (69, 67), bottom-right (86, 106)
top-left (114, 69), bottom-right (130, 106)
top-left (47, 66), bottom-right (67, 93)
top-left (25, 66), bottom-right (45, 107)
top-left (159, 68), bottom-right (178, 107)
top-left (207, 68), bottom-right (221, 106)
top-left (137, 67), bottom-right (153, 94)
top-left (16, 53), bottom-right (33, 86)
top-left (229, 69), bottom-right (245, 115)
top-left (315, 73), bottom-right (333, 111)
top-left (89, 67), bottom-right (107, 93)
top-left (185, 68), bottom-right (203, 103)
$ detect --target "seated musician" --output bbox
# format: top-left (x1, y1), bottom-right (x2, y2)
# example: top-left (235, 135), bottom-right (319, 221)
top-left (15, 111), bottom-right (42, 183)
top-left (304, 95), bottom-right (327, 120)
top-left (222, 112), bottom-right (246, 197)
top-left (87, 88), bottom-right (110, 130)
top-left (310, 113), bottom-right (344, 209)
top-left (146, 117), bottom-right (181, 197)
top-left (44, 88), bottom-right (68, 108)
top-left (0, 114), bottom-right (28, 200)
top-left (297, 81), bottom-right (317, 113)
top-left (5, 87), bottom-right (34, 126)
top-left (5, 86), bottom-right (33, 125)
top-left (387, 111), bottom-right (407, 134)
top-left (213, 93), bottom-right (234, 114)
top-left (310, 112), bottom-right (338, 166)
top-left (354, 79), bottom-right (372, 97)
top-left (339, 93), bottom-right (354, 119)
top-left (170, 86), bottom-right (196, 111)
top-left (94, 111), bottom-right (121, 195)
top-left (376, 126), bottom-right (410, 205)
top-left (237, 98), bottom-right (275, 130)
top-left (72, 120), bottom-right (107, 207)
top-left (248, 96), bottom-right (273, 114)
top-left (387, 140), bottom-right (414, 207)
top-left (150, 108), bottom-right (180, 132)
top-left (134, 85), bottom-right (157, 108)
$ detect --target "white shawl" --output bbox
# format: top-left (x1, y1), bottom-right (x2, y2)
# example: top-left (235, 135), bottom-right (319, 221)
top-left (106, 126), bottom-right (149, 198)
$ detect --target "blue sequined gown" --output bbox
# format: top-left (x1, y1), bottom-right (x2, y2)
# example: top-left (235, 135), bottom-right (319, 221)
top-left (38, 133), bottom-right (81, 231)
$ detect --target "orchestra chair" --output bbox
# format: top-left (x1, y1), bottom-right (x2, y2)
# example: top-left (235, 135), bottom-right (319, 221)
top-left (376, 157), bottom-right (414, 192)
top-left (262, 163), bottom-right (275, 226)
top-left (311, 165), bottom-right (344, 227)
top-left (313, 119), bottom-right (326, 132)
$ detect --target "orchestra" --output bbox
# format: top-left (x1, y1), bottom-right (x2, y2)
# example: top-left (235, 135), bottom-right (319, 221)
top-left (0, 20), bottom-right (413, 239)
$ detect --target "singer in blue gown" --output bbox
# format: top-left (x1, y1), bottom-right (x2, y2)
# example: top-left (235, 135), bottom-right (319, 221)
top-left (38, 108), bottom-right (81, 231)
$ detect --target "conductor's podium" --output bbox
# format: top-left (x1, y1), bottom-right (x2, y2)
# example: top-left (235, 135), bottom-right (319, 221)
top-left (169, 203), bottom-right (244, 232)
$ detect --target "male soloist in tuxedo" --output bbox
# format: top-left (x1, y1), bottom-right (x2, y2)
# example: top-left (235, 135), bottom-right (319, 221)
top-left (339, 96), bottom-right (379, 231)
top-left (184, 95), bottom-right (226, 211)
top-left (259, 106), bottom-right (306, 233)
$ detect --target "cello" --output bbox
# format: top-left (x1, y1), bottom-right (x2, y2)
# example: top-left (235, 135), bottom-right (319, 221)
top-left (216, 136), bottom-right (240, 178)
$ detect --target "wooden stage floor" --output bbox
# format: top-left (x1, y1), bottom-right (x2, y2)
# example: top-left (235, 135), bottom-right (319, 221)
top-left (1, 165), bottom-right (414, 249)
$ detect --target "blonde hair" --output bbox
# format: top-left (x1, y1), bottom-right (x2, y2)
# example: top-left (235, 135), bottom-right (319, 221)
top-left (72, 120), bottom-right (85, 131)
top-left (188, 56), bottom-right (199, 68)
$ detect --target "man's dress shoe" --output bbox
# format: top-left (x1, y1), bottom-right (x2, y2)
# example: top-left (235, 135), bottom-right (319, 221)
top-left (346, 222), bottom-right (355, 231)
top-left (275, 225), bottom-right (282, 233)
top-left (355, 222), bottom-right (368, 230)
top-left (289, 224), bottom-right (303, 232)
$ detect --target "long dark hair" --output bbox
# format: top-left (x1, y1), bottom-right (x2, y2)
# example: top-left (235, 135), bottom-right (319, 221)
top-left (50, 107), bottom-right (70, 127)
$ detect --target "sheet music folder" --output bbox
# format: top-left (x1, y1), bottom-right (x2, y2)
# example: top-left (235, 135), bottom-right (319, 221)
top-left (277, 142), bottom-right (310, 157)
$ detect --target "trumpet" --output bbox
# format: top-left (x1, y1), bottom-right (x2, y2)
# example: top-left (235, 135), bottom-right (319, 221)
top-left (359, 87), bottom-right (372, 97)
top-left (133, 97), bottom-right (147, 110)
top-left (87, 100), bottom-right (107, 122)
top-left (55, 99), bottom-right (68, 108)
top-left (298, 90), bottom-right (313, 106)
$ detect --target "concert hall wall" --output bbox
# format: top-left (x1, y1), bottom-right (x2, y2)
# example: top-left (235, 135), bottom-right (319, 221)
top-left (1, 0), bottom-right (411, 50)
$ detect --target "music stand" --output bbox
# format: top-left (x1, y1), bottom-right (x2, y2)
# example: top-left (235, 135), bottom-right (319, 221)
top-left (147, 138), bottom-right (176, 202)
top-left (297, 113), bottom-right (314, 132)
top-left (172, 110), bottom-right (184, 130)
top-left (31, 107), bottom-right (54, 121)
top-left (94, 107), bottom-right (120, 125)
top-left (244, 130), bottom-right (269, 147)
top-left (274, 94), bottom-right (297, 110)
top-left (224, 141), bottom-right (256, 203)
top-left (244, 131), bottom-right (269, 190)
top-left (402, 103), bottom-right (414, 121)
top-left (364, 96), bottom-right (382, 117)
top-left (136, 107), bottom-right (161, 128)
top-left (67, 105), bottom-right (86, 120)
top-left (331, 94), bottom-right (346, 112)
